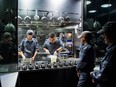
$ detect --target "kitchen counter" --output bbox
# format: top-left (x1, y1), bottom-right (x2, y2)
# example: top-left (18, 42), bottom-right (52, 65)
top-left (17, 66), bottom-right (78, 87)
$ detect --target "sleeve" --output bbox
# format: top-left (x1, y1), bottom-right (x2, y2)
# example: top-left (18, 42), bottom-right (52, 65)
top-left (58, 39), bottom-right (64, 48)
top-left (42, 39), bottom-right (48, 49)
top-left (35, 39), bottom-right (39, 52)
top-left (18, 39), bottom-right (24, 52)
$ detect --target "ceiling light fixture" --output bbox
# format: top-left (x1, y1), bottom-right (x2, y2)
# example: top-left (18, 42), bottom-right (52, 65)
top-left (86, 1), bottom-right (91, 5)
top-left (101, 4), bottom-right (112, 8)
top-left (88, 10), bottom-right (96, 13)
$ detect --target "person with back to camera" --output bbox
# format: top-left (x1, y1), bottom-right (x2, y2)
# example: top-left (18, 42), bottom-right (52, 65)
top-left (76, 31), bottom-right (96, 87)
top-left (18, 29), bottom-right (39, 62)
top-left (90, 21), bottom-right (116, 87)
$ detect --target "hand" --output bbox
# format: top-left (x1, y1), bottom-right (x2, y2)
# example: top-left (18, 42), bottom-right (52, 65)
top-left (22, 55), bottom-right (26, 61)
top-left (45, 49), bottom-right (50, 54)
top-left (76, 69), bottom-right (80, 77)
top-left (53, 51), bottom-right (58, 56)
top-left (18, 52), bottom-right (21, 56)
top-left (31, 57), bottom-right (35, 61)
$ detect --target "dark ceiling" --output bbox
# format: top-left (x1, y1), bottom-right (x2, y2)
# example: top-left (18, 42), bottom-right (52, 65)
top-left (86, 0), bottom-right (116, 20)
top-left (0, 0), bottom-right (116, 27)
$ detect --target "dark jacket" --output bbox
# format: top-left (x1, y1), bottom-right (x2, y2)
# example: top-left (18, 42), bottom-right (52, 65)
top-left (91, 44), bottom-right (116, 87)
top-left (0, 41), bottom-right (17, 64)
top-left (76, 43), bottom-right (95, 72)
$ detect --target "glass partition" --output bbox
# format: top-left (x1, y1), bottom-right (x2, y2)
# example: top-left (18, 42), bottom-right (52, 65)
top-left (0, 0), bottom-right (18, 72)
top-left (83, 0), bottom-right (116, 60)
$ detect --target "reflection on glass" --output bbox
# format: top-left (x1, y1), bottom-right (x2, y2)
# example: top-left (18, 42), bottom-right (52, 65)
top-left (0, 0), bottom-right (17, 73)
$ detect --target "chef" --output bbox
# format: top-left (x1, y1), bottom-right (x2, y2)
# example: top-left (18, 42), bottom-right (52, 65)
top-left (43, 32), bottom-right (63, 56)
top-left (18, 29), bottom-right (39, 61)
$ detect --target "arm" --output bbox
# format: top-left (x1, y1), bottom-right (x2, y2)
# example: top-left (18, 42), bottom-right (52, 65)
top-left (19, 51), bottom-right (26, 60)
top-left (56, 39), bottom-right (63, 52)
top-left (31, 39), bottom-right (39, 61)
top-left (43, 40), bottom-right (50, 54)
top-left (53, 40), bottom-right (63, 56)
top-left (43, 48), bottom-right (50, 54)
top-left (56, 47), bottom-right (63, 52)
top-left (18, 39), bottom-right (26, 60)
top-left (31, 50), bottom-right (38, 61)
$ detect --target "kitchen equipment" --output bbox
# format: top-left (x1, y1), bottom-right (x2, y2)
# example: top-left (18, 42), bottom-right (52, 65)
top-left (28, 63), bottom-right (34, 70)
top-left (35, 62), bottom-right (40, 69)
top-left (18, 10), bottom-right (23, 24)
top-left (53, 62), bottom-right (58, 68)
top-left (68, 61), bottom-right (73, 66)
top-left (21, 58), bottom-right (31, 65)
top-left (47, 62), bottom-right (52, 68)
top-left (41, 12), bottom-right (48, 25)
top-left (33, 10), bottom-right (40, 21)
top-left (22, 64), bottom-right (27, 70)
top-left (65, 12), bottom-right (71, 22)
top-left (18, 15), bottom-right (23, 24)
top-left (49, 12), bottom-right (57, 25)
top-left (47, 55), bottom-right (57, 63)
top-left (41, 62), bottom-right (46, 68)
top-left (58, 62), bottom-right (63, 67)
top-left (63, 61), bottom-right (69, 66)
top-left (57, 12), bottom-right (64, 26)
top-left (24, 9), bottom-right (31, 24)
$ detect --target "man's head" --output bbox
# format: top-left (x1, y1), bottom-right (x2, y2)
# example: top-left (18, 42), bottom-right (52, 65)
top-left (26, 29), bottom-right (34, 40)
top-left (78, 31), bottom-right (92, 44)
top-left (49, 32), bottom-right (56, 43)
top-left (97, 21), bottom-right (116, 44)
top-left (2, 32), bottom-right (12, 43)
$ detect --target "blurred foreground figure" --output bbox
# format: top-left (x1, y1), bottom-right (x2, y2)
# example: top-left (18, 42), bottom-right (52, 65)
top-left (90, 21), bottom-right (116, 87)
top-left (0, 32), bottom-right (17, 64)
top-left (76, 31), bottom-right (95, 87)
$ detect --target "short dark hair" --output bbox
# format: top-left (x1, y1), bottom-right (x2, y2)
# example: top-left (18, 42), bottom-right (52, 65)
top-left (49, 32), bottom-right (56, 38)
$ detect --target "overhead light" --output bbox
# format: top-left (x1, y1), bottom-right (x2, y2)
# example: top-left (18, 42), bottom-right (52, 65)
top-left (86, 1), bottom-right (91, 5)
top-left (101, 4), bottom-right (112, 8)
top-left (88, 10), bottom-right (96, 13)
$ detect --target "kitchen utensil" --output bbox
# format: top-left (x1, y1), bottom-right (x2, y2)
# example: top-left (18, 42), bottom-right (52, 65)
top-left (33, 10), bottom-right (40, 21)
top-left (24, 9), bottom-right (31, 24)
